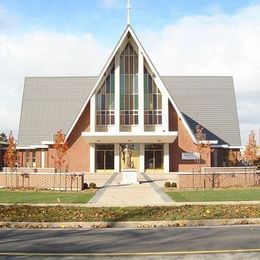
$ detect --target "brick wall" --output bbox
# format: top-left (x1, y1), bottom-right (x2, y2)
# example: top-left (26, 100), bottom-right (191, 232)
top-left (178, 172), bottom-right (260, 189)
top-left (0, 172), bottom-right (84, 190)
top-left (168, 102), bottom-right (211, 172)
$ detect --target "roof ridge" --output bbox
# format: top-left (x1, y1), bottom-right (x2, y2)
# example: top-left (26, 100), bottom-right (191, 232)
top-left (25, 76), bottom-right (98, 79)
top-left (161, 75), bottom-right (233, 78)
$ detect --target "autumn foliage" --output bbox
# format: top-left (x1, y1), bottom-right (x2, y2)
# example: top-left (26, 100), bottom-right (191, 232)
top-left (243, 130), bottom-right (257, 166)
top-left (195, 124), bottom-right (211, 171)
top-left (3, 131), bottom-right (17, 171)
top-left (51, 130), bottom-right (68, 173)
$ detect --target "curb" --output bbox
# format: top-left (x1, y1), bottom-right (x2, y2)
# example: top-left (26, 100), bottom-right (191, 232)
top-left (0, 201), bottom-right (260, 207)
top-left (0, 218), bottom-right (260, 229)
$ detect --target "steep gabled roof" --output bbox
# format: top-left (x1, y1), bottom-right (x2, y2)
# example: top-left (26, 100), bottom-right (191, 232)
top-left (17, 26), bottom-right (241, 148)
top-left (18, 77), bottom-right (96, 147)
top-left (163, 76), bottom-right (241, 146)
top-left (18, 76), bottom-right (241, 147)
top-left (65, 25), bottom-right (195, 143)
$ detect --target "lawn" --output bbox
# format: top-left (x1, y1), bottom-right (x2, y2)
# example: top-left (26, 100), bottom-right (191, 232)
top-left (0, 190), bottom-right (95, 203)
top-left (166, 188), bottom-right (260, 202)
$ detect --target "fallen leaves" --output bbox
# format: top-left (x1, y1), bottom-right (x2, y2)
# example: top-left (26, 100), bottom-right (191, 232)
top-left (0, 205), bottom-right (259, 223)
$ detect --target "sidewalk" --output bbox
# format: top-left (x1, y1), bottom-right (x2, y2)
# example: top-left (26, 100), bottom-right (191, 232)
top-left (88, 172), bottom-right (173, 207)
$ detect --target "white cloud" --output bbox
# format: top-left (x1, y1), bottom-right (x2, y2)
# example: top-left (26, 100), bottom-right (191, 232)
top-left (0, 31), bottom-right (109, 137)
top-left (141, 4), bottom-right (260, 145)
top-left (0, 3), bottom-right (259, 146)
top-left (100, 0), bottom-right (120, 9)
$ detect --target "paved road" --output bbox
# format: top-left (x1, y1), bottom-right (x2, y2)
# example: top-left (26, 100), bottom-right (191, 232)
top-left (0, 226), bottom-right (259, 257)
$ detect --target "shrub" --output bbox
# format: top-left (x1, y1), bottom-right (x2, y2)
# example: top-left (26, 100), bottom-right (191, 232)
top-left (171, 182), bottom-right (177, 188)
top-left (164, 182), bottom-right (171, 188)
top-left (83, 183), bottom-right (88, 190)
top-left (89, 183), bottom-right (97, 189)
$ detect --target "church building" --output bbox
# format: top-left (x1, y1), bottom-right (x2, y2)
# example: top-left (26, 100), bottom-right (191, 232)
top-left (17, 24), bottom-right (241, 173)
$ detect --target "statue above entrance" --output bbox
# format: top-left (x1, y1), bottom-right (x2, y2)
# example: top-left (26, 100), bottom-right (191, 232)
top-left (122, 144), bottom-right (134, 169)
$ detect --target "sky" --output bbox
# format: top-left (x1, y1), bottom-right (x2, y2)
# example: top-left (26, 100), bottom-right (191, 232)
top-left (0, 0), bottom-right (259, 145)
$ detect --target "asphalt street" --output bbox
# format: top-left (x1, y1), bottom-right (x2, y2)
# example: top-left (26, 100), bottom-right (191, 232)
top-left (0, 225), bottom-right (259, 257)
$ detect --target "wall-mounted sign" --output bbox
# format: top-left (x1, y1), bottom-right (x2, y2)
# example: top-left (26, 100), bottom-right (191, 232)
top-left (182, 152), bottom-right (200, 161)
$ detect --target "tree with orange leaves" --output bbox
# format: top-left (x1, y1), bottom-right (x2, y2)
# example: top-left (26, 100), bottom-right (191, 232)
top-left (195, 124), bottom-right (211, 172)
top-left (3, 131), bottom-right (17, 187)
top-left (243, 130), bottom-right (257, 166)
top-left (51, 130), bottom-right (68, 190)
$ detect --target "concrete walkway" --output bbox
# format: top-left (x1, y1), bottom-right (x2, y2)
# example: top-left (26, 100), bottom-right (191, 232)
top-left (88, 172), bottom-right (173, 207)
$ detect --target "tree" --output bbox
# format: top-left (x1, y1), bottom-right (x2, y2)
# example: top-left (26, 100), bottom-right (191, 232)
top-left (243, 130), bottom-right (257, 166)
top-left (195, 124), bottom-right (211, 172)
top-left (3, 131), bottom-right (17, 187)
top-left (51, 130), bottom-right (68, 190)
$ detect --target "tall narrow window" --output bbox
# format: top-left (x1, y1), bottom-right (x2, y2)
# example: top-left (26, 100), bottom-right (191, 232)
top-left (96, 65), bottom-right (115, 125)
top-left (120, 43), bottom-right (138, 125)
top-left (144, 67), bottom-right (162, 125)
top-left (145, 144), bottom-right (163, 170)
top-left (25, 150), bottom-right (30, 167)
top-left (32, 151), bottom-right (36, 168)
top-left (96, 144), bottom-right (114, 170)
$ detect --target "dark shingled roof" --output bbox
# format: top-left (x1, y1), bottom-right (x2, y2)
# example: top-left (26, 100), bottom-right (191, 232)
top-left (18, 76), bottom-right (241, 147)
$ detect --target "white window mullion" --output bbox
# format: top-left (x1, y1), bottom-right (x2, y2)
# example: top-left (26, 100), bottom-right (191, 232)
top-left (90, 144), bottom-right (95, 173)
top-left (41, 149), bottom-right (45, 168)
top-left (162, 94), bottom-right (169, 131)
top-left (138, 51), bottom-right (144, 132)
top-left (140, 143), bottom-right (145, 173)
top-left (114, 144), bottom-right (120, 172)
top-left (115, 53), bottom-right (120, 132)
top-left (164, 143), bottom-right (169, 173)
top-left (90, 95), bottom-right (96, 132)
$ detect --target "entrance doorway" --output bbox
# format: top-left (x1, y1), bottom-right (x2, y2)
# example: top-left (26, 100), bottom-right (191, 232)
top-left (96, 144), bottom-right (114, 172)
top-left (145, 144), bottom-right (164, 172)
top-left (120, 144), bottom-right (140, 171)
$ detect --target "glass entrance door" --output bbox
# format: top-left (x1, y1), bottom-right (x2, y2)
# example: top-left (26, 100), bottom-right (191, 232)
top-left (145, 144), bottom-right (163, 172)
top-left (96, 144), bottom-right (114, 172)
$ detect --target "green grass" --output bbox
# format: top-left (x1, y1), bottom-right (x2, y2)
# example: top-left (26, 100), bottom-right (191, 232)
top-left (0, 190), bottom-right (95, 203)
top-left (166, 188), bottom-right (260, 202)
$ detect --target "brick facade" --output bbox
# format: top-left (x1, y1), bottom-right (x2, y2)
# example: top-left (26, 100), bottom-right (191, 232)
top-left (178, 172), bottom-right (260, 189)
top-left (0, 171), bottom-right (84, 190)
top-left (17, 103), bottom-right (91, 173)
top-left (15, 100), bottom-right (240, 174)
top-left (169, 102), bottom-right (211, 172)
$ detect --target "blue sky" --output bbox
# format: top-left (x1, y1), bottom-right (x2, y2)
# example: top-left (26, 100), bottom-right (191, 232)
top-left (0, 0), bottom-right (259, 144)
top-left (2, 0), bottom-right (258, 43)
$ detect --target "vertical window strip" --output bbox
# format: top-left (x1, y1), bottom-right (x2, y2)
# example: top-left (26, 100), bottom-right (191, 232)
top-left (120, 42), bottom-right (139, 125)
top-left (96, 65), bottom-right (115, 125)
top-left (144, 66), bottom-right (162, 125)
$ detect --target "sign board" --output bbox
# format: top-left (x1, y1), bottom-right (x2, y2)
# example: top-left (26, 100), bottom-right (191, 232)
top-left (182, 152), bottom-right (200, 161)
